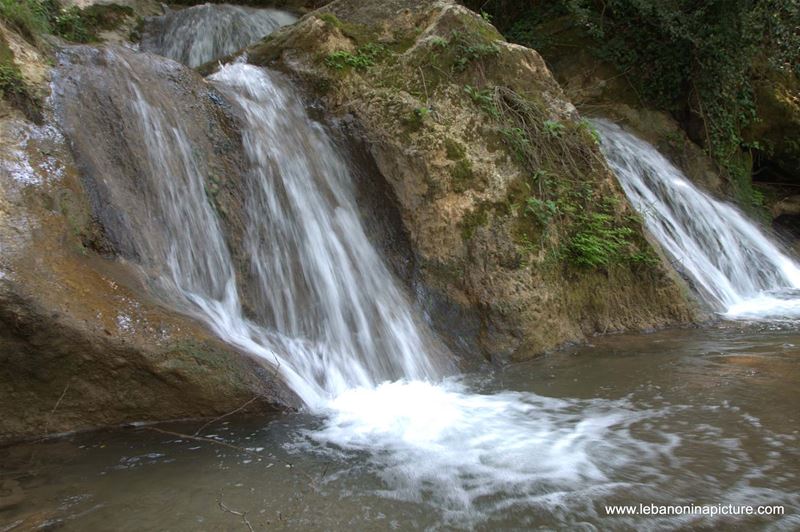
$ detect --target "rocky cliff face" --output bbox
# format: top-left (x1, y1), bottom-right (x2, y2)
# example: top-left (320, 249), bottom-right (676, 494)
top-left (246, 0), bottom-right (700, 362)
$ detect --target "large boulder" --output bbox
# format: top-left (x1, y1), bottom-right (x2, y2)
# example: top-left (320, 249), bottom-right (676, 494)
top-left (0, 32), bottom-right (294, 444)
top-left (246, 0), bottom-right (699, 362)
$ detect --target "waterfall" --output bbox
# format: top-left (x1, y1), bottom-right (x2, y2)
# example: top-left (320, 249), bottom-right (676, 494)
top-left (52, 35), bottom-right (798, 523)
top-left (206, 63), bottom-right (445, 401)
top-left (594, 119), bottom-right (800, 320)
top-left (55, 51), bottom-right (679, 520)
top-left (139, 4), bottom-right (296, 68)
top-left (55, 46), bottom-right (446, 408)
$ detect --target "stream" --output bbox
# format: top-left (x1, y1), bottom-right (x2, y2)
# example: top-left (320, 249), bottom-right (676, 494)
top-left (2, 3), bottom-right (800, 531)
top-left (2, 324), bottom-right (799, 530)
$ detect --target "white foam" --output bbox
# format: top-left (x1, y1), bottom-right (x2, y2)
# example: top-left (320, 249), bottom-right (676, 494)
top-left (301, 380), bottom-right (676, 522)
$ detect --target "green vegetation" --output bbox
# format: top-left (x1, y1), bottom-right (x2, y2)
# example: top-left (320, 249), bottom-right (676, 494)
top-left (0, 60), bottom-right (25, 98)
top-left (464, 84), bottom-right (499, 118)
top-left (0, 0), bottom-right (132, 44)
top-left (461, 203), bottom-right (489, 240)
top-left (53, 6), bottom-right (94, 42)
top-left (0, 32), bottom-right (40, 120)
top-left (470, 0), bottom-right (800, 214)
top-left (0, 0), bottom-right (58, 41)
top-left (491, 87), bottom-right (655, 269)
top-left (450, 28), bottom-right (499, 72)
top-left (451, 157), bottom-right (475, 191)
top-left (567, 212), bottom-right (637, 268)
top-left (1, 0), bottom-right (132, 118)
top-left (444, 138), bottom-right (466, 160)
top-left (325, 43), bottom-right (387, 71)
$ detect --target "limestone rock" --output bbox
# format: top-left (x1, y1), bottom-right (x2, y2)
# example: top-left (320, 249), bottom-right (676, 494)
top-left (247, 0), bottom-right (699, 362)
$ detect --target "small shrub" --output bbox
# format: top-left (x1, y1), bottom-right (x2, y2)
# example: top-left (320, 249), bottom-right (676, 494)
top-left (543, 119), bottom-right (566, 138)
top-left (0, 63), bottom-right (25, 96)
top-left (430, 36), bottom-right (448, 49)
top-left (525, 197), bottom-right (559, 226)
top-left (577, 118), bottom-right (601, 144)
top-left (450, 29), bottom-right (499, 72)
top-left (464, 84), bottom-right (499, 118)
top-left (54, 6), bottom-right (92, 42)
top-left (325, 43), bottom-right (387, 71)
top-left (0, 0), bottom-right (58, 40)
top-left (500, 127), bottom-right (530, 163)
top-left (404, 106), bottom-right (431, 131)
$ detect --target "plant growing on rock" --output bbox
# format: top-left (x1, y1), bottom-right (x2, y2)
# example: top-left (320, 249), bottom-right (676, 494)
top-left (464, 84), bottom-right (499, 118)
top-left (325, 43), bottom-right (387, 71)
top-left (450, 28), bottom-right (500, 72)
top-left (493, 87), bottom-right (652, 269)
top-left (488, 0), bottom-right (800, 214)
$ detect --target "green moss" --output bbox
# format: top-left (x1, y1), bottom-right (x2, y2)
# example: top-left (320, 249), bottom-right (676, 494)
top-left (451, 158), bottom-right (475, 191)
top-left (162, 340), bottom-right (233, 371)
top-left (325, 42), bottom-right (387, 71)
top-left (458, 10), bottom-right (503, 42)
top-left (318, 11), bottom-right (420, 54)
top-left (461, 203), bottom-right (490, 240)
top-left (444, 138), bottom-right (466, 160)
top-left (317, 12), bottom-right (376, 45)
top-left (0, 33), bottom-right (40, 121)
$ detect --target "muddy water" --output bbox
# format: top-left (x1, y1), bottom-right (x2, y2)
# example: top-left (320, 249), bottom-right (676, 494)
top-left (2, 324), bottom-right (799, 531)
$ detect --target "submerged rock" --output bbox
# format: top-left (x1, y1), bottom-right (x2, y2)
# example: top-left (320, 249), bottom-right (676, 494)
top-left (247, 0), bottom-right (700, 361)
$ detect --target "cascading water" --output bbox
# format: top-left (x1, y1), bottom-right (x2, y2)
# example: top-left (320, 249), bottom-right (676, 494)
top-left (205, 63), bottom-right (446, 402)
top-left (57, 52), bottom-right (445, 407)
top-left (139, 4), bottom-right (296, 68)
top-left (54, 49), bottom-right (720, 524)
top-left (594, 119), bottom-right (800, 320)
top-left (50, 13), bottom-right (799, 524)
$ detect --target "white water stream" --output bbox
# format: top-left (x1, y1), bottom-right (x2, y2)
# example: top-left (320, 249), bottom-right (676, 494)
top-left (88, 57), bottom-right (697, 522)
top-left (49, 9), bottom-right (800, 524)
top-left (594, 119), bottom-right (800, 320)
top-left (140, 3), bottom-right (296, 67)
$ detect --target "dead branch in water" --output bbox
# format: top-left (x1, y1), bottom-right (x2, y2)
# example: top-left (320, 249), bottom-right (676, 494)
top-left (217, 489), bottom-right (254, 532)
top-left (42, 382), bottom-right (71, 438)
top-left (142, 427), bottom-right (257, 455)
top-left (194, 396), bottom-right (260, 436)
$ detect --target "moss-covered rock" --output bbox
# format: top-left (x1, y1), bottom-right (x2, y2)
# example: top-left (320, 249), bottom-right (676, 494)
top-left (246, 0), bottom-right (699, 362)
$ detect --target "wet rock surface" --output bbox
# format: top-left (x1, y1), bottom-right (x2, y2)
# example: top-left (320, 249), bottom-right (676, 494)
top-left (0, 40), bottom-right (295, 444)
top-left (247, 0), bottom-right (699, 362)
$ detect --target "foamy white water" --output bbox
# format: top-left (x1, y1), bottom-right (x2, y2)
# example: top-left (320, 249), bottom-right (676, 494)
top-left (307, 380), bottom-right (663, 512)
top-left (140, 4), bottom-right (295, 67)
top-left (53, 29), bottom-right (800, 525)
top-left (65, 56), bottom-right (727, 523)
top-left (594, 119), bottom-right (800, 320)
